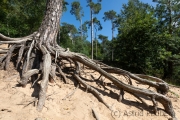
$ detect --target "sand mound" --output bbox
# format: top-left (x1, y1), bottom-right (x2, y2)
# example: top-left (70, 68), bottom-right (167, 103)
top-left (0, 63), bottom-right (179, 120)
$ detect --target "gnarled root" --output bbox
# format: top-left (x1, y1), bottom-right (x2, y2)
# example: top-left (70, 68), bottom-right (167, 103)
top-left (0, 33), bottom-right (177, 119)
top-left (36, 46), bottom-right (51, 112)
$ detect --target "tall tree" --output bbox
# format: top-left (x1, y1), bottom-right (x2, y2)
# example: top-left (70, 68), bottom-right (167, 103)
top-left (87, 0), bottom-right (102, 59)
top-left (81, 21), bottom-right (89, 38)
top-left (103, 10), bottom-right (117, 61)
top-left (103, 10), bottom-right (117, 39)
top-left (0, 0), bottom-right (177, 119)
top-left (86, 17), bottom-right (102, 59)
top-left (115, 0), bottom-right (160, 73)
top-left (93, 17), bottom-right (102, 59)
top-left (154, 0), bottom-right (180, 34)
top-left (153, 0), bottom-right (180, 79)
top-left (70, 1), bottom-right (84, 40)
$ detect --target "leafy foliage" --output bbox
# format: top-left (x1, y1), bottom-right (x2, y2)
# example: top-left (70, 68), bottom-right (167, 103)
top-left (0, 0), bottom-right (46, 37)
top-left (59, 22), bottom-right (91, 56)
top-left (103, 10), bottom-right (117, 39)
top-left (70, 1), bottom-right (83, 21)
top-left (154, 0), bottom-right (180, 81)
top-left (98, 34), bottom-right (111, 60)
top-left (115, 0), bottom-right (161, 73)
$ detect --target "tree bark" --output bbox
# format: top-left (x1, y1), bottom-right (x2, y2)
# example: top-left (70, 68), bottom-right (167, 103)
top-left (37, 0), bottom-right (63, 47)
top-left (0, 0), bottom-right (177, 119)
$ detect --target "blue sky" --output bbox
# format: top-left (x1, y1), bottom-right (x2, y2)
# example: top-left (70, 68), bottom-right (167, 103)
top-left (61, 0), bottom-right (157, 42)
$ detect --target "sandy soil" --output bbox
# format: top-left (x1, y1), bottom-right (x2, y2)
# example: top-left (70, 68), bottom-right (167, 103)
top-left (0, 62), bottom-right (179, 120)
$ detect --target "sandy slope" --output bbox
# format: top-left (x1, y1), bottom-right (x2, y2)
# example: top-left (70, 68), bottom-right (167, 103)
top-left (0, 63), bottom-right (179, 120)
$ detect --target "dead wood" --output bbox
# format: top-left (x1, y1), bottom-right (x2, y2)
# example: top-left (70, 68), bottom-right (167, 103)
top-left (118, 88), bottom-right (124, 102)
top-left (56, 64), bottom-right (69, 83)
top-left (18, 69), bottom-right (39, 87)
top-left (37, 46), bottom-right (51, 112)
top-left (101, 67), bottom-right (169, 94)
top-left (16, 44), bottom-right (25, 69)
top-left (0, 49), bottom-right (8, 53)
top-left (126, 91), bottom-right (149, 107)
top-left (49, 64), bottom-right (56, 83)
top-left (58, 51), bottom-right (176, 118)
top-left (4, 45), bottom-right (16, 70)
top-left (74, 74), bottom-right (112, 110)
top-left (0, 0), bottom-right (177, 119)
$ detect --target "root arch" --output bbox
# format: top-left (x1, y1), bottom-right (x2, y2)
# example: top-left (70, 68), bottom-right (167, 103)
top-left (0, 0), bottom-right (177, 119)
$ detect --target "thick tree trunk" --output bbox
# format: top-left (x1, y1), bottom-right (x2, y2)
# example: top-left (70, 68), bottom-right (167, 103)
top-left (0, 0), bottom-right (177, 119)
top-left (35, 0), bottom-right (63, 111)
top-left (37, 0), bottom-right (63, 47)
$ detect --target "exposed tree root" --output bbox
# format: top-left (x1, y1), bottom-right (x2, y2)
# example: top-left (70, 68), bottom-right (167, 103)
top-left (118, 88), bottom-right (124, 102)
top-left (17, 69), bottom-right (39, 87)
top-left (17, 98), bottom-right (38, 108)
top-left (0, 0), bottom-right (177, 119)
top-left (0, 39), bottom-right (177, 119)
top-left (56, 64), bottom-right (69, 83)
top-left (127, 91), bottom-right (149, 108)
top-left (36, 46), bottom-right (51, 112)
top-left (74, 74), bottom-right (112, 110)
top-left (101, 67), bottom-right (169, 94)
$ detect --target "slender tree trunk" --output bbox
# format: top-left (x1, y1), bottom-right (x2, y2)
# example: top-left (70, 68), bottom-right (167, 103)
top-left (80, 18), bottom-right (83, 41)
top-left (91, 9), bottom-right (94, 60)
top-left (96, 39), bottom-right (97, 59)
top-left (95, 28), bottom-right (97, 59)
top-left (94, 26), bottom-right (98, 59)
top-left (168, 0), bottom-right (172, 35)
top-left (111, 21), bottom-right (114, 39)
top-left (111, 20), bottom-right (114, 61)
